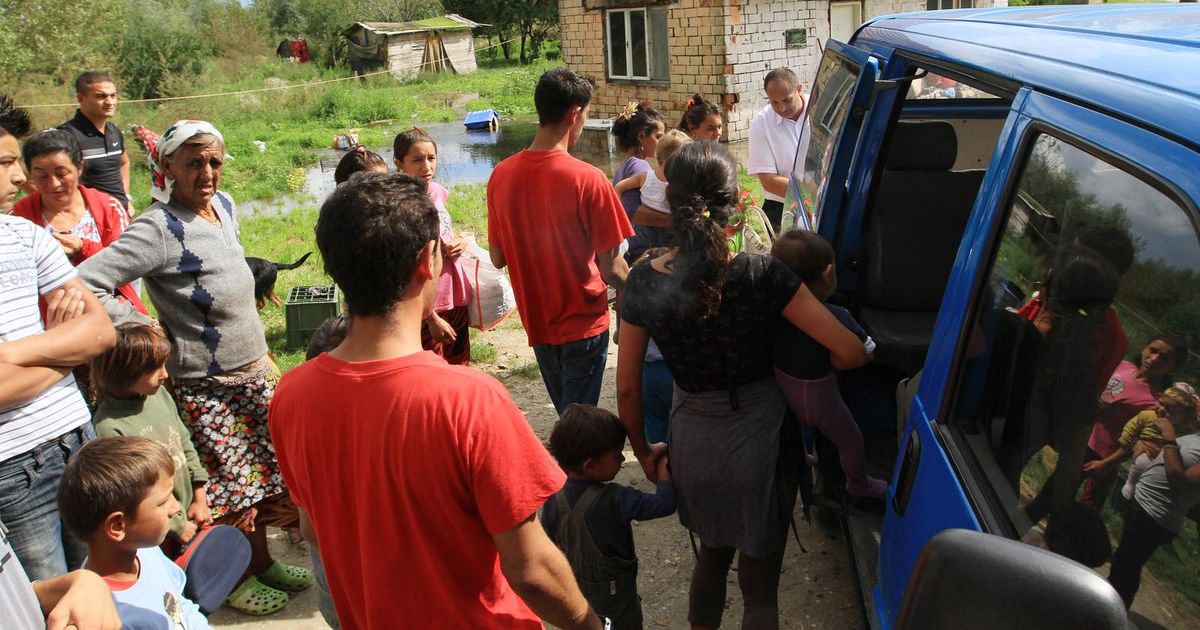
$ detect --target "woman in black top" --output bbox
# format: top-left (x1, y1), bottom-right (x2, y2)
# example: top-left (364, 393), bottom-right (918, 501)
top-left (616, 141), bottom-right (867, 629)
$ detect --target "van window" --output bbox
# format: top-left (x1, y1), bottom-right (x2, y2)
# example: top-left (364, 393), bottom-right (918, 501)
top-left (793, 52), bottom-right (860, 228)
top-left (946, 132), bottom-right (1200, 621)
top-left (907, 71), bottom-right (1000, 100)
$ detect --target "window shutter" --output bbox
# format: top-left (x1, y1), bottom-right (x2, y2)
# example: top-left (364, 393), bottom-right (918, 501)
top-left (649, 6), bottom-right (670, 81)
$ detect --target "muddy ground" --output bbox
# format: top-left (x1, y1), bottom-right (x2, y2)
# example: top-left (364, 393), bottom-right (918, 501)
top-left (210, 322), bottom-right (863, 629)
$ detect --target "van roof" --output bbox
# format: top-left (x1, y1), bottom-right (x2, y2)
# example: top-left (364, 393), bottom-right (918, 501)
top-left (859, 5), bottom-right (1200, 147)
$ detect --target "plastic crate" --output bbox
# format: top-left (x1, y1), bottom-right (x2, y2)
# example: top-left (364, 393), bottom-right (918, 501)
top-left (284, 285), bottom-right (340, 350)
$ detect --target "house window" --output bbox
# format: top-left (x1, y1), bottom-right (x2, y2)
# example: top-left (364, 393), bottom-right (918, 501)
top-left (606, 7), bottom-right (669, 82)
top-left (927, 0), bottom-right (974, 9)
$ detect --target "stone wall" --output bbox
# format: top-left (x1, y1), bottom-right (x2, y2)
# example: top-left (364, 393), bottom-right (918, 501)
top-left (557, 0), bottom-right (930, 143)
top-left (559, 0), bottom-right (728, 137)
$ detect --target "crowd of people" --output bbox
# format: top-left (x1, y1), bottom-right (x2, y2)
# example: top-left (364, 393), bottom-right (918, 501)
top-left (0, 61), bottom-right (1197, 630)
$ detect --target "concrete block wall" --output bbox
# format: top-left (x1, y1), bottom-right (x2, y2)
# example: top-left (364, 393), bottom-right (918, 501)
top-left (722, 1), bottom-right (824, 141)
top-left (559, 0), bottom-right (729, 134)
top-left (866, 0), bottom-right (926, 21)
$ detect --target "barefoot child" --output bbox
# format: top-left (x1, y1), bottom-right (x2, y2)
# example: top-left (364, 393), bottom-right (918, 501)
top-left (1084, 383), bottom-right (1199, 500)
top-left (770, 230), bottom-right (888, 500)
top-left (540, 404), bottom-right (677, 629)
top-left (393, 127), bottom-right (472, 364)
top-left (57, 436), bottom-right (211, 628)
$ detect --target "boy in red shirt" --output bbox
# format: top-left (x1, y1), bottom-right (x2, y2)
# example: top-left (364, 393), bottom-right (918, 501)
top-left (269, 172), bottom-right (605, 629)
top-left (487, 67), bottom-right (634, 414)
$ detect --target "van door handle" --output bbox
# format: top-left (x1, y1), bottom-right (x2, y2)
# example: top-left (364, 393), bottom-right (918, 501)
top-left (892, 431), bottom-right (920, 516)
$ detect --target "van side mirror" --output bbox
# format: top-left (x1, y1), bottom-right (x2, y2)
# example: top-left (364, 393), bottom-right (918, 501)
top-left (896, 529), bottom-right (1126, 630)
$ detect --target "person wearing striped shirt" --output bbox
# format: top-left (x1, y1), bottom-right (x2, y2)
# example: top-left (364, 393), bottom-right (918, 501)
top-left (0, 94), bottom-right (116, 582)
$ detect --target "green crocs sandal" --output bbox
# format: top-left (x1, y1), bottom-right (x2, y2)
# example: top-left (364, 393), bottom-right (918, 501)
top-left (256, 560), bottom-right (314, 592)
top-left (225, 576), bottom-right (288, 616)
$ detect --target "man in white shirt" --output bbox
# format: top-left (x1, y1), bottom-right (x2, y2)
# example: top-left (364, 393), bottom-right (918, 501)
top-left (747, 68), bottom-right (812, 232)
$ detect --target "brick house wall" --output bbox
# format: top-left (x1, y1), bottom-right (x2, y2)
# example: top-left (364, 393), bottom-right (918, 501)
top-left (558, 1), bottom-right (927, 142)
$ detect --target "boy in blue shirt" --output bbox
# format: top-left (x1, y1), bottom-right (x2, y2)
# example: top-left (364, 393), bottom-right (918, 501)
top-left (57, 436), bottom-right (210, 629)
top-left (541, 404), bottom-right (676, 629)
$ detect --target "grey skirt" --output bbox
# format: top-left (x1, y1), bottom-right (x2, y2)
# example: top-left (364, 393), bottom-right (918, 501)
top-left (669, 377), bottom-right (795, 558)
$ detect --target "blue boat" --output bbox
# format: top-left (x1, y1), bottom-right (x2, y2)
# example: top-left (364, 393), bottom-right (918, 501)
top-left (463, 109), bottom-right (499, 131)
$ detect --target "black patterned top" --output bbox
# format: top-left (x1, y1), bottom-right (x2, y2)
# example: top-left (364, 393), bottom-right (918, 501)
top-left (621, 252), bottom-right (803, 393)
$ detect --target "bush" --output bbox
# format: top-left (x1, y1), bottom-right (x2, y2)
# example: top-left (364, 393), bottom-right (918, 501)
top-left (115, 2), bottom-right (214, 98)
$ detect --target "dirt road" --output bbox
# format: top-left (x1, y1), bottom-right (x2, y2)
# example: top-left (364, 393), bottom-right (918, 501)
top-left (210, 321), bottom-right (863, 629)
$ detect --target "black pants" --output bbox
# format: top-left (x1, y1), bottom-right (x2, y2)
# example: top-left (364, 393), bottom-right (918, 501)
top-left (1108, 499), bottom-right (1176, 608)
top-left (762, 199), bottom-right (784, 234)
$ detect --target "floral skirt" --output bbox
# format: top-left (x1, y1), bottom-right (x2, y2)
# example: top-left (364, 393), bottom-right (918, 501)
top-left (172, 356), bottom-right (287, 520)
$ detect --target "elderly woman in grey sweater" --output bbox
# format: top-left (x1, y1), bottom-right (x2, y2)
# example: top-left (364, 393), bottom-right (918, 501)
top-left (78, 121), bottom-right (311, 615)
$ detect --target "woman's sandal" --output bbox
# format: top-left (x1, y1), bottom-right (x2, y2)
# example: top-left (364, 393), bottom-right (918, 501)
top-left (225, 576), bottom-right (289, 616)
top-left (256, 560), bottom-right (315, 592)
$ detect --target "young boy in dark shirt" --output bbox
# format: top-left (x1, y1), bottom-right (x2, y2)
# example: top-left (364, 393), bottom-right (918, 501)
top-left (541, 405), bottom-right (676, 629)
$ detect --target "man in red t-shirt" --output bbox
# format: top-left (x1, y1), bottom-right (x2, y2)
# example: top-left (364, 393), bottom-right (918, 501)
top-left (269, 173), bottom-right (604, 630)
top-left (487, 67), bottom-right (634, 415)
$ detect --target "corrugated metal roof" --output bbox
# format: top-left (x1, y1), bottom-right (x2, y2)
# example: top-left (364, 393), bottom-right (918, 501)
top-left (349, 14), bottom-right (486, 36)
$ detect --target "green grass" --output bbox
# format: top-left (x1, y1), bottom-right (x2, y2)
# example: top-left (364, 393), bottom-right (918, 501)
top-left (506, 360), bottom-right (541, 379)
top-left (18, 55), bottom-right (560, 210)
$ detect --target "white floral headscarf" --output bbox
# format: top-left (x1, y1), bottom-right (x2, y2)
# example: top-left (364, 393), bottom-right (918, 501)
top-left (149, 120), bottom-right (226, 204)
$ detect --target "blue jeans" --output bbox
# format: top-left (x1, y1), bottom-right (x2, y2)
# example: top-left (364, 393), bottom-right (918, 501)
top-left (643, 359), bottom-right (674, 444)
top-left (311, 547), bottom-right (340, 628)
top-left (533, 330), bottom-right (610, 416)
top-left (0, 423), bottom-right (93, 581)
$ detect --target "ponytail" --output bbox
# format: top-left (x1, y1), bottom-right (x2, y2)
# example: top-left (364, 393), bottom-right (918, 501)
top-left (665, 141), bottom-right (738, 319)
top-left (677, 93), bottom-right (720, 134)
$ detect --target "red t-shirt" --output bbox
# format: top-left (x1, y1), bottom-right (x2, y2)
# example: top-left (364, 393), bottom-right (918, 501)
top-left (487, 150), bottom-right (633, 346)
top-left (269, 351), bottom-right (566, 629)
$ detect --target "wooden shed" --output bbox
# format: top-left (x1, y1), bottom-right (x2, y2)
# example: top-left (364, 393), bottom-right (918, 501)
top-left (345, 14), bottom-right (485, 80)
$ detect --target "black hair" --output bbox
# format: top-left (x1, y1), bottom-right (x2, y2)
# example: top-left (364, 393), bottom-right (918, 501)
top-left (1033, 245), bottom-right (1120, 424)
top-left (1073, 224), bottom-right (1135, 277)
top-left (534, 67), bottom-right (594, 126)
top-left (1135, 332), bottom-right (1189, 389)
top-left (306, 315), bottom-right (349, 360)
top-left (0, 95), bottom-right (31, 138)
top-left (610, 101), bottom-right (663, 152)
top-left (315, 172), bottom-right (440, 316)
top-left (392, 126), bottom-right (437, 163)
top-left (75, 71), bottom-right (114, 95)
top-left (764, 68), bottom-right (799, 92)
top-left (771, 229), bottom-right (834, 284)
top-left (22, 129), bottom-right (83, 169)
top-left (549, 405), bottom-right (627, 472)
top-left (664, 141), bottom-right (739, 320)
top-left (334, 147), bottom-right (387, 185)
top-left (677, 94), bottom-right (721, 134)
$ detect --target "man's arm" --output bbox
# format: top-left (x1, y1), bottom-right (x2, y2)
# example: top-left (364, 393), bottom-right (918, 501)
top-left (490, 241), bottom-right (507, 270)
top-left (0, 364), bottom-right (73, 407)
top-left (35, 569), bottom-right (121, 630)
top-left (0, 279), bottom-right (116, 367)
top-left (631, 205), bottom-right (672, 228)
top-left (595, 246), bottom-right (628, 290)
top-left (755, 173), bottom-right (790, 198)
top-left (493, 512), bottom-right (603, 630)
top-left (120, 152), bottom-right (131, 200)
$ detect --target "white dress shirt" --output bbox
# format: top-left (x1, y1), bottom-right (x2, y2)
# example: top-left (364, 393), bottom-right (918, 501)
top-left (747, 99), bottom-right (812, 203)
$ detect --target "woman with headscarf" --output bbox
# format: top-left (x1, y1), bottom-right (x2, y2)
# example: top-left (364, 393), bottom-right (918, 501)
top-left (78, 121), bottom-right (310, 616)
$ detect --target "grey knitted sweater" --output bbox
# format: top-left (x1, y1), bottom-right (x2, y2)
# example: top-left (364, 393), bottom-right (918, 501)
top-left (78, 193), bottom-right (268, 378)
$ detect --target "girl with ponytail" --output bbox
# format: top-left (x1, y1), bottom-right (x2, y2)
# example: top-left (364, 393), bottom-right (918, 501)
top-left (677, 93), bottom-right (723, 141)
top-left (616, 141), bottom-right (867, 628)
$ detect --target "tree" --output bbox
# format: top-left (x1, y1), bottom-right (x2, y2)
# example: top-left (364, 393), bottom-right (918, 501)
top-left (444, 0), bottom-right (557, 64)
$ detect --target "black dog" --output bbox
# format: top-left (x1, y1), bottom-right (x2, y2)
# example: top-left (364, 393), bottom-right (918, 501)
top-left (245, 252), bottom-right (311, 310)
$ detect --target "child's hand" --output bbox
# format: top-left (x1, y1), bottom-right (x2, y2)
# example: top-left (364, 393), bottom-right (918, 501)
top-left (1137, 439), bottom-right (1164, 461)
top-left (1082, 460), bottom-right (1107, 474)
top-left (180, 521), bottom-right (198, 544)
top-left (425, 313), bottom-right (457, 344)
top-left (655, 454), bottom-right (671, 482)
top-left (188, 489), bottom-right (213, 529)
top-left (443, 236), bottom-right (468, 258)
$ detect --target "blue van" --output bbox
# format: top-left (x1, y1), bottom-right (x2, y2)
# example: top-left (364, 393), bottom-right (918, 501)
top-left (783, 5), bottom-right (1200, 629)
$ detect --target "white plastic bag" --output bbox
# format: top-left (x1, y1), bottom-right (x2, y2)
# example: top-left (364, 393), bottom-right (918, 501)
top-left (461, 235), bottom-right (517, 331)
